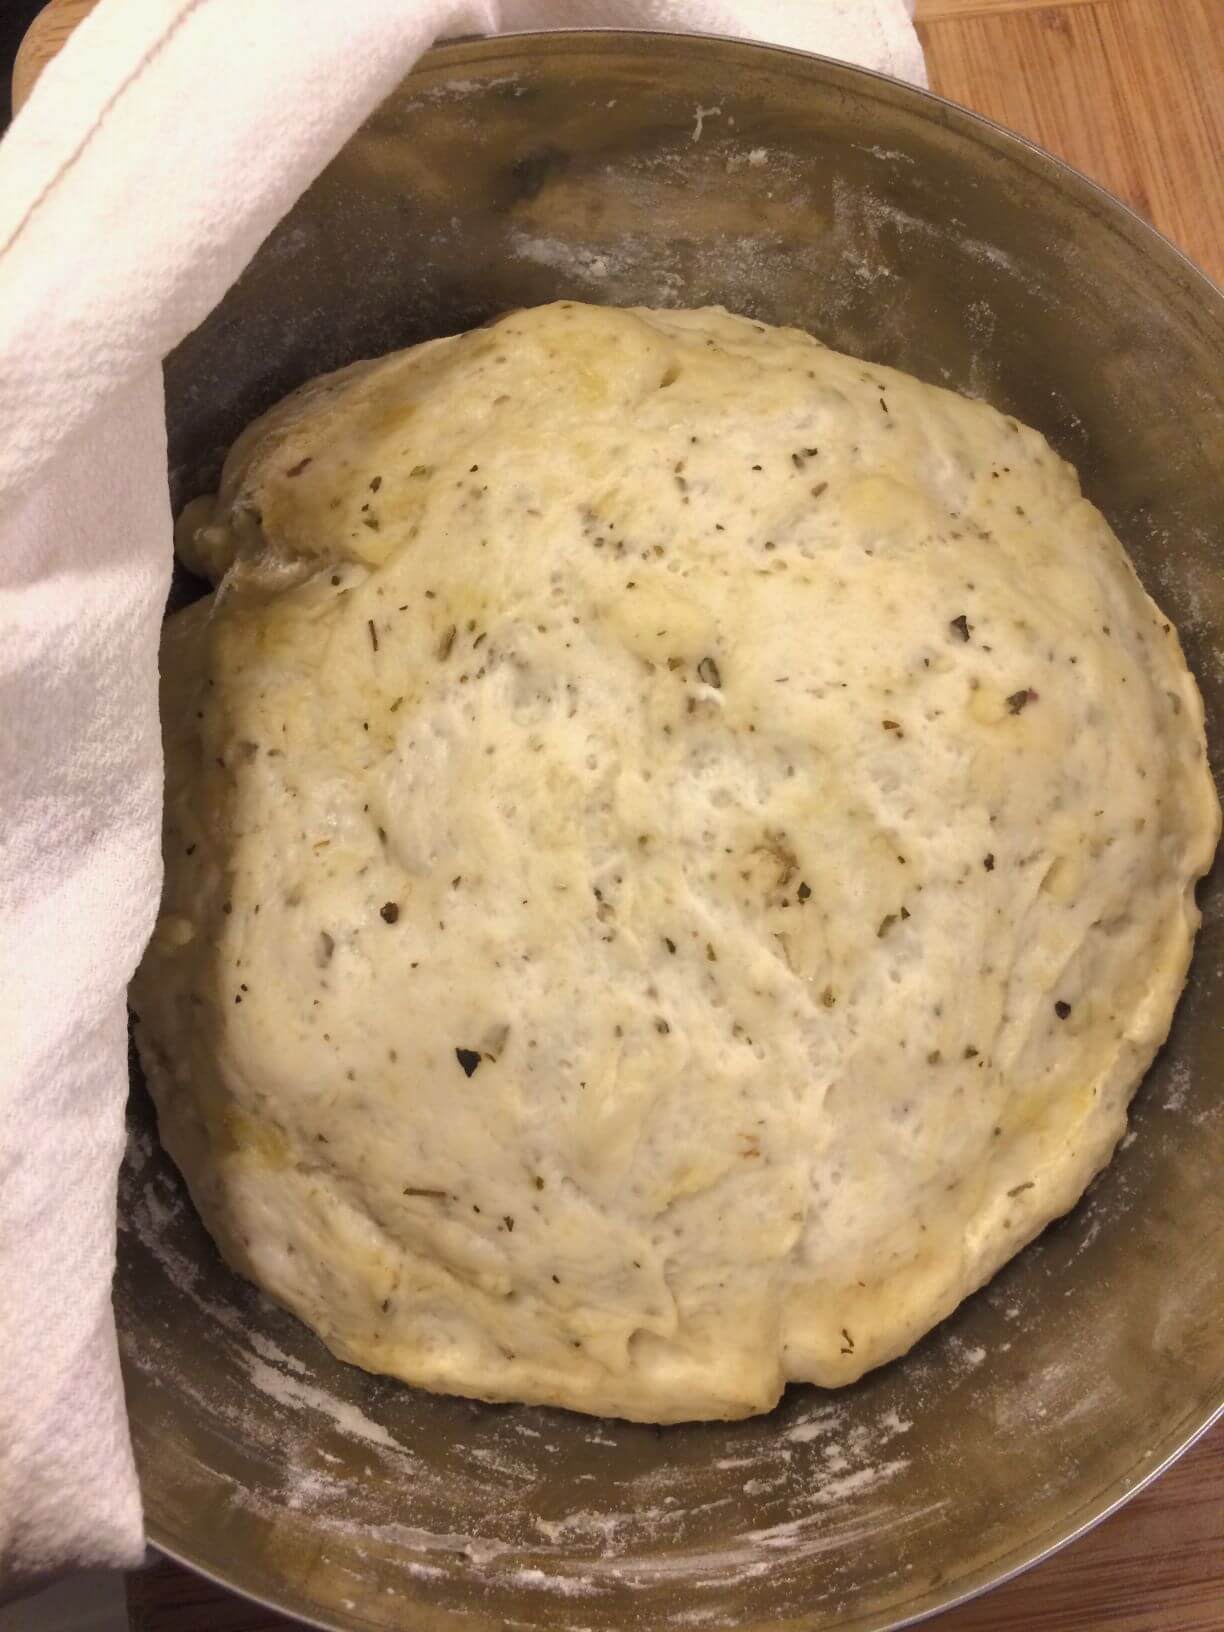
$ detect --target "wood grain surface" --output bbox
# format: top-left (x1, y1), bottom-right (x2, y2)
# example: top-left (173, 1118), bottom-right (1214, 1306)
top-left (10, 0), bottom-right (90, 109)
top-left (915, 0), bottom-right (1224, 283)
top-left (12, 1), bottom-right (1224, 1629)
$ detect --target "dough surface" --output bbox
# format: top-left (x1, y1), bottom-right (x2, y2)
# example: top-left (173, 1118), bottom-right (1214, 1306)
top-left (133, 303), bottom-right (1218, 1422)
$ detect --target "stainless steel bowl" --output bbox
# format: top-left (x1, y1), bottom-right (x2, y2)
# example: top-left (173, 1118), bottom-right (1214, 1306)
top-left (120, 29), bottom-right (1224, 1632)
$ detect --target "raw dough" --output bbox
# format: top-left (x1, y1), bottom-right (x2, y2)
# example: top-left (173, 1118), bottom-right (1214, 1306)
top-left (132, 303), bottom-right (1218, 1422)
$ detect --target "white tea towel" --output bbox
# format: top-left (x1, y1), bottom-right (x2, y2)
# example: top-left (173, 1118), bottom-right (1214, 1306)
top-left (0, 0), bottom-right (925, 1587)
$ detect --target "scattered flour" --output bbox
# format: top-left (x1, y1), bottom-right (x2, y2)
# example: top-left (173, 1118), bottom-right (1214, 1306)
top-left (242, 1355), bottom-right (402, 1453)
top-left (1163, 1058), bottom-right (1191, 1112)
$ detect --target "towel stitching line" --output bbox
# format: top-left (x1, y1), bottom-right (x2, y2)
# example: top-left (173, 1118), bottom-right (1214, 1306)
top-left (0, 0), bottom-right (212, 263)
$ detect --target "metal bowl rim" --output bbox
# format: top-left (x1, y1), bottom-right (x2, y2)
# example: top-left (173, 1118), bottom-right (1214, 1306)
top-left (138, 26), bottom-right (1224, 1632)
top-left (440, 24), bottom-right (1224, 305)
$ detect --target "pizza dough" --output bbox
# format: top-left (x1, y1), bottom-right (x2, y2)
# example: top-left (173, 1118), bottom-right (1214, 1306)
top-left (132, 303), bottom-right (1218, 1422)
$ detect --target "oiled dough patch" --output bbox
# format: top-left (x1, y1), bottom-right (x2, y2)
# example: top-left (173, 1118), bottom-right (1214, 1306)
top-left (133, 304), bottom-right (1218, 1422)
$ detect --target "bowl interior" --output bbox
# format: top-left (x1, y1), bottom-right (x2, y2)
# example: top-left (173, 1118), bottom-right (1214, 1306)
top-left (121, 30), bottom-right (1224, 1632)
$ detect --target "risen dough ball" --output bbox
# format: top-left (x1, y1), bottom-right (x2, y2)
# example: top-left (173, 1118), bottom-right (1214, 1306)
top-left (133, 303), bottom-right (1218, 1422)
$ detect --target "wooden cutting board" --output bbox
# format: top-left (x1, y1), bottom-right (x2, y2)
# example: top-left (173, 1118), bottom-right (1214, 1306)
top-left (13, 3), bottom-right (1224, 1629)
